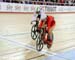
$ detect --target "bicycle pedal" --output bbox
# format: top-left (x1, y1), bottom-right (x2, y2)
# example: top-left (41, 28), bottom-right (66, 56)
top-left (47, 41), bottom-right (52, 45)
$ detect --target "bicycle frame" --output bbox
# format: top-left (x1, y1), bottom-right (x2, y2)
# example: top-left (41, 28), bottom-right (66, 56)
top-left (41, 27), bottom-right (48, 44)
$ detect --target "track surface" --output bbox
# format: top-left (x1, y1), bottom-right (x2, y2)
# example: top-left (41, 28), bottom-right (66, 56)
top-left (0, 13), bottom-right (75, 60)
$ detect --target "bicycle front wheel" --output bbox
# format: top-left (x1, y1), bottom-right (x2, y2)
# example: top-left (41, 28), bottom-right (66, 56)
top-left (31, 25), bottom-right (38, 40)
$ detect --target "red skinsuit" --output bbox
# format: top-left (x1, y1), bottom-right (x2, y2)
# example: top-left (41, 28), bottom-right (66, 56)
top-left (39, 15), bottom-right (55, 32)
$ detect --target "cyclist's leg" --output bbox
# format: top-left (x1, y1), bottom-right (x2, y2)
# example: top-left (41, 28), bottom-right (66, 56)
top-left (47, 26), bottom-right (55, 48)
top-left (36, 20), bottom-right (39, 26)
top-left (47, 20), bottom-right (55, 47)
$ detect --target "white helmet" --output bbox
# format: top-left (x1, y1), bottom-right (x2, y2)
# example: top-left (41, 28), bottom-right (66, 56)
top-left (36, 7), bottom-right (41, 13)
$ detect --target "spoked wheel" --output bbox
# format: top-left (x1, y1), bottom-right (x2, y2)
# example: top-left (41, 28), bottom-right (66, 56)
top-left (36, 34), bottom-right (43, 51)
top-left (47, 32), bottom-right (54, 49)
top-left (31, 25), bottom-right (38, 40)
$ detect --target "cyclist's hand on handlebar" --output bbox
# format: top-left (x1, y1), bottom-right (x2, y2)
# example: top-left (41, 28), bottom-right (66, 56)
top-left (42, 24), bottom-right (47, 28)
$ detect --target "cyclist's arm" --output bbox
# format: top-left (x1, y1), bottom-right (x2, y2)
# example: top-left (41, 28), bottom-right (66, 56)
top-left (31, 12), bottom-right (40, 24)
top-left (31, 17), bottom-right (40, 24)
top-left (41, 20), bottom-right (47, 28)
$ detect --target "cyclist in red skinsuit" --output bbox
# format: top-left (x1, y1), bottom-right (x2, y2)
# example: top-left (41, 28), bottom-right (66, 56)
top-left (38, 15), bottom-right (56, 48)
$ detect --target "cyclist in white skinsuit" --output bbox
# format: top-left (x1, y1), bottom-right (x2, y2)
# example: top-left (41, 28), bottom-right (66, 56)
top-left (31, 7), bottom-right (46, 24)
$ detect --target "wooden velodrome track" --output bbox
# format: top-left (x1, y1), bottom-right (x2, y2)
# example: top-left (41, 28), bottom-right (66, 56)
top-left (0, 12), bottom-right (75, 60)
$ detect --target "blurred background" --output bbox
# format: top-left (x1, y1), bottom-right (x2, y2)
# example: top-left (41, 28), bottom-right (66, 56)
top-left (0, 0), bottom-right (75, 6)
